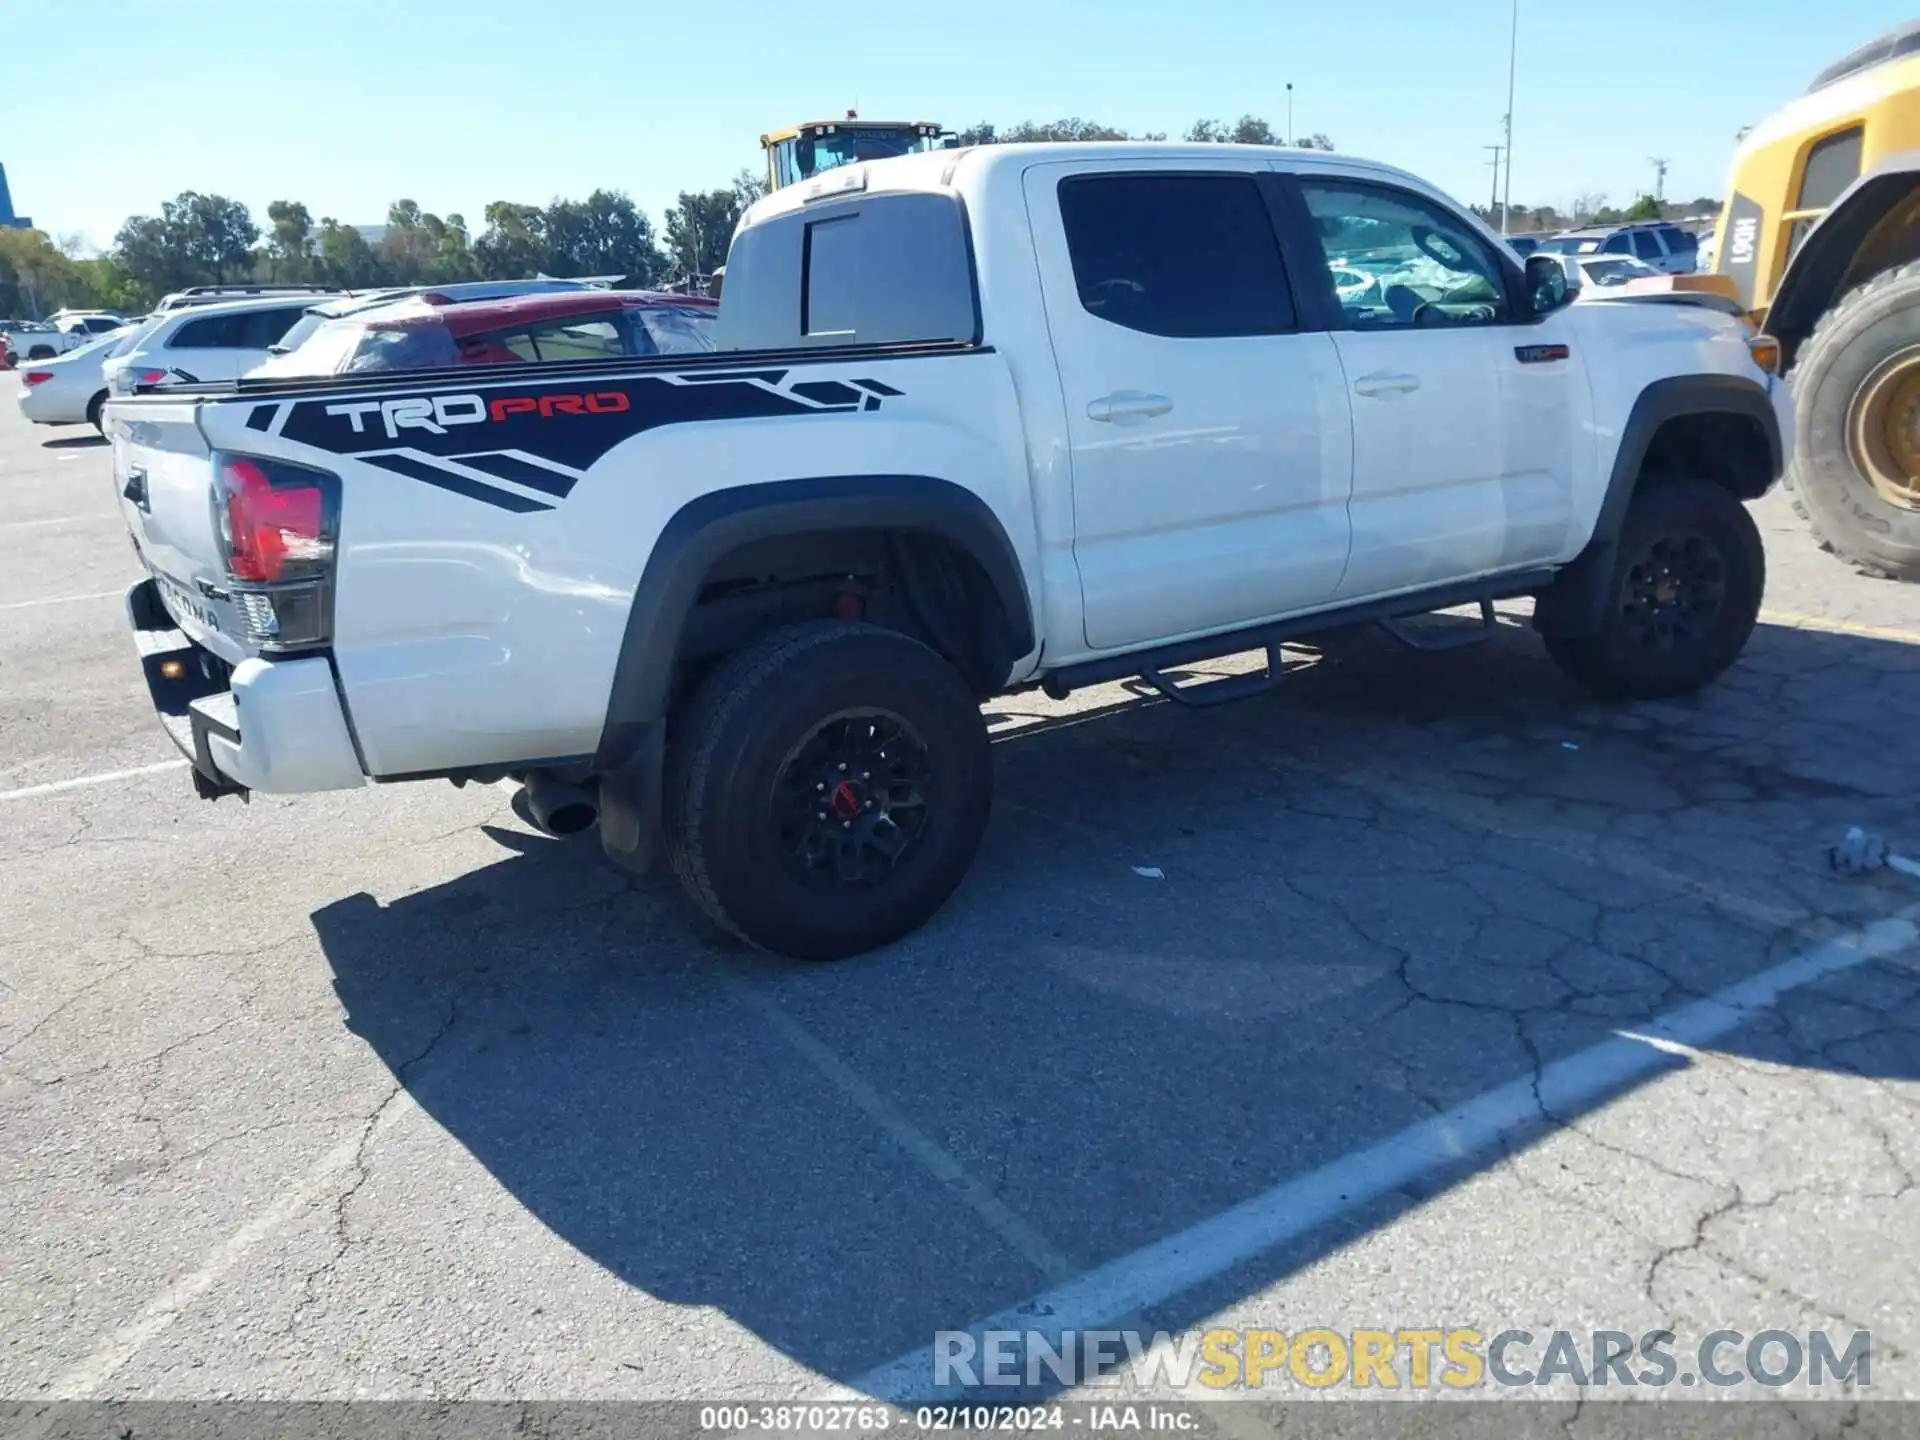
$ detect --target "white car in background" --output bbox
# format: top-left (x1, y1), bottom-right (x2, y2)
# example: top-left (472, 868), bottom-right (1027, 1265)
top-left (47, 309), bottom-right (131, 337)
top-left (102, 292), bottom-right (342, 399)
top-left (13, 322), bottom-right (147, 430)
top-left (0, 320), bottom-right (91, 363)
top-left (1553, 252), bottom-right (1667, 293)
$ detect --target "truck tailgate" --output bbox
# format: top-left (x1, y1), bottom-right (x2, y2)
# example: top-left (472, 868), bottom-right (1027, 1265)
top-left (109, 398), bottom-right (250, 665)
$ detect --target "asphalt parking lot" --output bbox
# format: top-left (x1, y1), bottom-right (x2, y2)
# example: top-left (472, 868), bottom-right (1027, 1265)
top-left (3, 393), bottom-right (1919, 1428)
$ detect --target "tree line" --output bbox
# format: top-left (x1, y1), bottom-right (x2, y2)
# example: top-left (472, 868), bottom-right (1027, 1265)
top-left (0, 113), bottom-right (1712, 320)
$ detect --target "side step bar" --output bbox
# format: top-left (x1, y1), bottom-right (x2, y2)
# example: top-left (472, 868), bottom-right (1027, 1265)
top-left (1041, 570), bottom-right (1553, 704)
top-left (1376, 597), bottom-right (1499, 652)
top-left (1137, 642), bottom-right (1289, 709)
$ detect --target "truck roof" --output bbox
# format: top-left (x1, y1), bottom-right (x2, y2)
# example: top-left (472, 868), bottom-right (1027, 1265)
top-left (739, 140), bottom-right (1431, 227)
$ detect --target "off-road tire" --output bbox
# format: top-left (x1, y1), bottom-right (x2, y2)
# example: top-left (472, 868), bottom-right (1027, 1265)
top-left (87, 391), bottom-right (106, 432)
top-left (1544, 477), bottom-right (1765, 701)
top-left (663, 620), bottom-right (992, 960)
top-left (1784, 259), bottom-right (1920, 581)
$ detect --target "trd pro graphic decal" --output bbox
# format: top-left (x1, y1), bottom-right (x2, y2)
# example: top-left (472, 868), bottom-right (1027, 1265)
top-left (270, 370), bottom-right (900, 512)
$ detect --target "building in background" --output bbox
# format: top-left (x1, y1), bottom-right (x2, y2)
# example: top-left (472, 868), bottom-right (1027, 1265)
top-left (0, 162), bottom-right (32, 229)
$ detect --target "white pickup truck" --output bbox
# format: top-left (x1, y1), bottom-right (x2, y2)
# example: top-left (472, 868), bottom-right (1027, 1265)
top-left (106, 143), bottom-right (1791, 959)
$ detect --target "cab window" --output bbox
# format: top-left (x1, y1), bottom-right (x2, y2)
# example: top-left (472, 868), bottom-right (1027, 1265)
top-left (1296, 178), bottom-right (1511, 328)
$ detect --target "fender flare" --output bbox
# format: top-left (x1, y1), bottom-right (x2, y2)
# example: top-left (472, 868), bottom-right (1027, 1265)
top-left (595, 472), bottom-right (1035, 772)
top-left (1534, 374), bottom-right (1780, 638)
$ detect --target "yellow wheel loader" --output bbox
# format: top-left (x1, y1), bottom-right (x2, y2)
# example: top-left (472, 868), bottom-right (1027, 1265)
top-left (759, 114), bottom-right (954, 194)
top-left (1714, 20), bottom-right (1920, 579)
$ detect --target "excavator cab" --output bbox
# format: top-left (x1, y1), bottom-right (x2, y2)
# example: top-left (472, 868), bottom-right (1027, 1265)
top-left (761, 115), bottom-right (954, 193)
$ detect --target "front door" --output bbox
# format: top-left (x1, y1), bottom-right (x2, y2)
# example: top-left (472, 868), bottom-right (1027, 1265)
top-left (1286, 174), bottom-right (1589, 601)
top-left (1024, 161), bottom-right (1354, 653)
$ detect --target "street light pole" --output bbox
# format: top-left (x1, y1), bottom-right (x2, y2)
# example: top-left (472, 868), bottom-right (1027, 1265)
top-left (1286, 83), bottom-right (1294, 147)
top-left (1502, 0), bottom-right (1518, 234)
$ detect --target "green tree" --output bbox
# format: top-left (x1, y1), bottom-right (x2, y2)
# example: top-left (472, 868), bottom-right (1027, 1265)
top-left (544, 189), bottom-right (666, 283)
top-left (663, 189), bottom-right (743, 280)
top-left (377, 198), bottom-right (479, 284)
top-left (1001, 118), bottom-right (1132, 142)
top-left (1188, 115), bottom-right (1279, 145)
top-left (0, 227), bottom-right (98, 317)
top-left (265, 200), bottom-right (313, 281)
top-left (174, 192), bottom-right (259, 281)
top-left (312, 217), bottom-right (382, 288)
top-left (474, 201), bottom-right (548, 279)
top-left (1295, 132), bottom-right (1335, 151)
top-left (1625, 193), bottom-right (1663, 221)
top-left (732, 168), bottom-right (768, 208)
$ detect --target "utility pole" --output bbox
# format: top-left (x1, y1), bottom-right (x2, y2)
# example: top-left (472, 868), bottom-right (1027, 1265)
top-left (1501, 0), bottom-right (1518, 234)
top-left (1286, 83), bottom-right (1294, 147)
top-left (1649, 156), bottom-right (1670, 208)
top-left (1485, 144), bottom-right (1505, 215)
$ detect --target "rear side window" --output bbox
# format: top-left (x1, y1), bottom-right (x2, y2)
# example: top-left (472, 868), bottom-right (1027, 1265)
top-left (481, 314), bottom-right (625, 363)
top-left (1057, 173), bottom-right (1295, 338)
top-left (1661, 226), bottom-right (1697, 253)
top-left (170, 312), bottom-right (251, 348)
top-left (239, 306), bottom-right (312, 349)
top-left (716, 189), bottom-right (979, 351)
top-left (1631, 230), bottom-right (1664, 261)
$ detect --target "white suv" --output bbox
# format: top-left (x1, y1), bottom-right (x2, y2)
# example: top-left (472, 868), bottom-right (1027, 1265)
top-left (1537, 224), bottom-right (1700, 275)
top-left (103, 293), bottom-right (342, 397)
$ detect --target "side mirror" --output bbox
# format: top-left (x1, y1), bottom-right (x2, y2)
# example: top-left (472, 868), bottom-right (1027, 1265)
top-left (1525, 254), bottom-right (1573, 315)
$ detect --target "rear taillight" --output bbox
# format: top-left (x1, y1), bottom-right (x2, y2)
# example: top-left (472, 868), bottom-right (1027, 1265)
top-left (22, 371), bottom-right (54, 385)
top-left (211, 452), bottom-right (340, 652)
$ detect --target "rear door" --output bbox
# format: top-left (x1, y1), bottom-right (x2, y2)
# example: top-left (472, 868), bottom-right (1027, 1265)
top-left (1022, 160), bottom-right (1353, 652)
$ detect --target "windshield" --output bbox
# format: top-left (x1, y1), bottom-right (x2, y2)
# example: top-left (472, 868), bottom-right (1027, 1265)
top-left (250, 317), bottom-right (370, 377)
top-left (108, 316), bottom-right (167, 357)
top-left (796, 128), bottom-right (940, 179)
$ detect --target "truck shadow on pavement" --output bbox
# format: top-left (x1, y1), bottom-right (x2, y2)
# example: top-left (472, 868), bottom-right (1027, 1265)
top-left (309, 617), bottom-right (1920, 1396)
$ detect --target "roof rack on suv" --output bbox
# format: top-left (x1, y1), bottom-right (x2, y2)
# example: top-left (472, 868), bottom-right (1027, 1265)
top-left (176, 284), bottom-right (337, 297)
top-left (154, 284), bottom-right (343, 314)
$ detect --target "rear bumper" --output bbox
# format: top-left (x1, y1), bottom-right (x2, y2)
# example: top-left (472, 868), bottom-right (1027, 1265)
top-left (127, 578), bottom-right (365, 798)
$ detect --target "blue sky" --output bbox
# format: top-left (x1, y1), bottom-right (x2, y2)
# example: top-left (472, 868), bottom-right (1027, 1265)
top-left (4, 0), bottom-right (1909, 250)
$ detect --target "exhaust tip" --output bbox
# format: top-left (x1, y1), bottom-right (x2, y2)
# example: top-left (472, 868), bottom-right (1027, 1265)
top-left (542, 800), bottom-right (598, 836)
top-left (516, 773), bottom-right (600, 838)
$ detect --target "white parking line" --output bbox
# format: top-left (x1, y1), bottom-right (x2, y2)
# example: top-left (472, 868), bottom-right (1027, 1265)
top-left (0, 759), bottom-right (188, 803)
top-left (0, 588), bottom-right (122, 611)
top-left (41, 1100), bottom-right (417, 1402)
top-left (855, 903), bottom-right (1920, 1402)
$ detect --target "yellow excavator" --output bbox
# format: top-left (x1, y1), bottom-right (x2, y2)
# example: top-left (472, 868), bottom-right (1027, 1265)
top-left (759, 113), bottom-right (955, 193)
top-left (1711, 20), bottom-right (1920, 580)
top-left (710, 114), bottom-right (956, 300)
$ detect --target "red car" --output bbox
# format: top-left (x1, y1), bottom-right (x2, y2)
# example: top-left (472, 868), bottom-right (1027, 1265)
top-left (250, 290), bottom-right (719, 379)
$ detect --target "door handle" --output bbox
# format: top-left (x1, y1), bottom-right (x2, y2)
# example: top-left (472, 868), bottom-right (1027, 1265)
top-left (1087, 391), bottom-right (1173, 425)
top-left (1353, 372), bottom-right (1421, 398)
